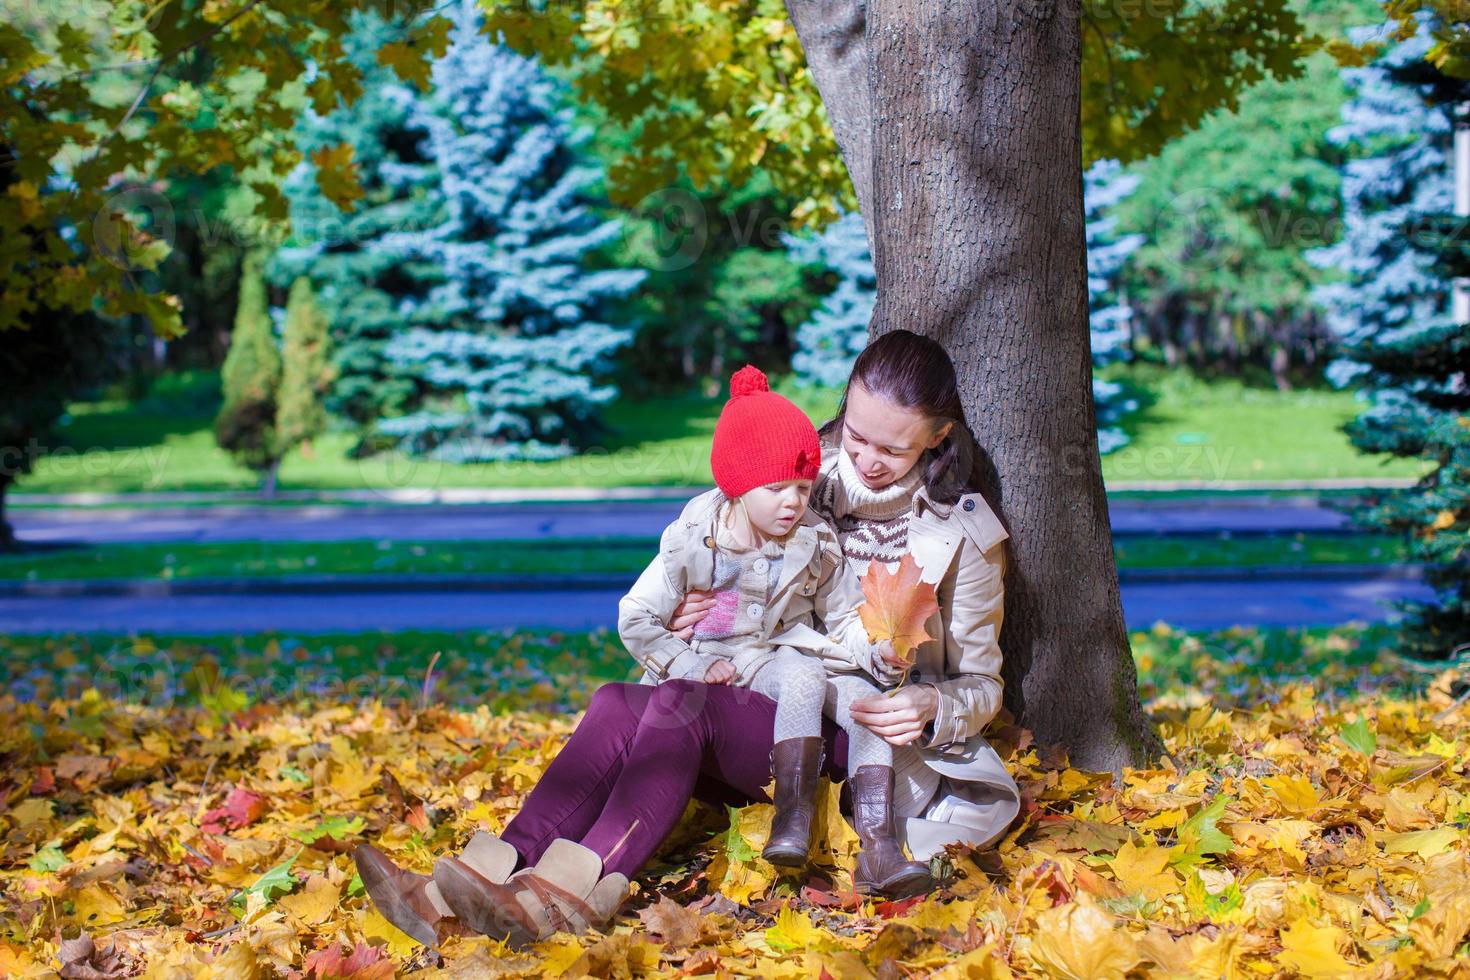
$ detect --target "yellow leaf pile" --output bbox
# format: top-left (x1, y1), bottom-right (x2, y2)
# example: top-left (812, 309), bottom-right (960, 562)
top-left (1, 657), bottom-right (1468, 977)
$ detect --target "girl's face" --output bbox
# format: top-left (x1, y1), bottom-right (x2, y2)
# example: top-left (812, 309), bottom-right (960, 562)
top-left (841, 383), bottom-right (952, 491)
top-left (738, 479), bottom-right (814, 538)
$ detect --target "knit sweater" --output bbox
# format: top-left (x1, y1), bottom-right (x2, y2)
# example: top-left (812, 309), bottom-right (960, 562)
top-left (810, 445), bottom-right (925, 577)
top-left (681, 503), bottom-right (791, 676)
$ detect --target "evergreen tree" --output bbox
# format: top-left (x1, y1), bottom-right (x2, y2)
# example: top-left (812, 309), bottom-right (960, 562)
top-left (372, 0), bottom-right (644, 461)
top-left (277, 276), bottom-right (333, 458)
top-left (273, 12), bottom-right (441, 447)
top-left (1343, 322), bottom-right (1469, 658)
top-left (785, 212), bottom-right (874, 387)
top-left (215, 251), bottom-right (283, 495)
top-left (1311, 19), bottom-right (1470, 657)
top-left (1085, 160), bottom-right (1145, 453)
top-left (1307, 25), bottom-right (1454, 354)
top-left (785, 160), bottom-right (1143, 451)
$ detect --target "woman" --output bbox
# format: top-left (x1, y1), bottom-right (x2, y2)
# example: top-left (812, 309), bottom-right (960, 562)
top-left (354, 329), bottom-right (1020, 948)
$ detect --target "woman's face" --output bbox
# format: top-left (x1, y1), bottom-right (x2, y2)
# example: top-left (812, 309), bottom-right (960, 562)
top-left (841, 383), bottom-right (952, 491)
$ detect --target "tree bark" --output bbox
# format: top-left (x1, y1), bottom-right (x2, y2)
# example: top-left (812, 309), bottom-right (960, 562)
top-left (0, 480), bottom-right (17, 552)
top-left (782, 0), bottom-right (876, 251)
top-left (261, 458), bottom-right (281, 500)
top-left (849, 0), bottom-right (1157, 769)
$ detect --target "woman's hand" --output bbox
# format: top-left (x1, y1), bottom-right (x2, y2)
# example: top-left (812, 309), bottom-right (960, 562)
top-left (667, 589), bottom-right (717, 641)
top-left (849, 684), bottom-right (939, 746)
top-left (704, 660), bottom-right (736, 685)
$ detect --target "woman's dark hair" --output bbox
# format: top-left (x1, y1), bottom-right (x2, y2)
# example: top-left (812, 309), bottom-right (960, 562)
top-left (818, 329), bottom-right (987, 506)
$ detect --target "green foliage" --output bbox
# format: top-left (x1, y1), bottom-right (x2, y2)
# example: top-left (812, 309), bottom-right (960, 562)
top-left (271, 12), bottom-right (441, 437)
top-left (0, 0), bottom-right (450, 337)
top-left (485, 0), bottom-right (1315, 229)
top-left (1383, 0), bottom-right (1470, 77)
top-left (615, 172), bottom-right (821, 391)
top-left (276, 277), bottom-right (332, 456)
top-left (214, 251), bottom-right (282, 483)
top-left (1113, 47), bottom-right (1353, 380)
top-left (1344, 323), bottom-right (1470, 658)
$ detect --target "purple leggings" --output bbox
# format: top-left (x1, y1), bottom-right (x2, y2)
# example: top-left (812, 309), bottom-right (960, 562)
top-left (499, 681), bottom-right (850, 879)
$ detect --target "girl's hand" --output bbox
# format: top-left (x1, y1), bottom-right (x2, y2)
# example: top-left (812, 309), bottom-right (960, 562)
top-left (668, 589), bottom-right (717, 641)
top-left (704, 660), bottom-right (736, 685)
top-left (872, 639), bottom-right (908, 670)
top-left (849, 685), bottom-right (939, 746)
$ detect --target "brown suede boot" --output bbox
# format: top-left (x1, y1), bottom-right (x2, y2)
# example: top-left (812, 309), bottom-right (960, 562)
top-left (850, 765), bottom-right (934, 898)
top-left (353, 831), bottom-right (518, 948)
top-left (762, 736), bottom-right (825, 867)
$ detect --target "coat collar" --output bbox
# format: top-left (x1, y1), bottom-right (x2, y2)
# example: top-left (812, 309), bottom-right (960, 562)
top-left (664, 489), bottom-right (821, 594)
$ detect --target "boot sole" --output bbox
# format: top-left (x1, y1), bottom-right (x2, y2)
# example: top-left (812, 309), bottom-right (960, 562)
top-left (762, 845), bottom-right (810, 868)
top-left (857, 868), bottom-right (934, 899)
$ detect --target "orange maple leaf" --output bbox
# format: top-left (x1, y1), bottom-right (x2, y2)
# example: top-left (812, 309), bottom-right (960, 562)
top-left (858, 554), bottom-right (939, 669)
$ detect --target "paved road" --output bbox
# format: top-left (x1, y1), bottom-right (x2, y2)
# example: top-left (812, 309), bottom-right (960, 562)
top-left (0, 573), bottom-right (1432, 635)
top-left (10, 496), bottom-right (1354, 547)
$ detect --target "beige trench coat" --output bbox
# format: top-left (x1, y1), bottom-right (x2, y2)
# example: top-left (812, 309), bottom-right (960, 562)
top-left (814, 454), bottom-right (1021, 860)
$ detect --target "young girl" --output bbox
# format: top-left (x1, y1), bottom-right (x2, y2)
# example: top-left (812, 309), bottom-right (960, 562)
top-left (618, 365), bottom-right (930, 896)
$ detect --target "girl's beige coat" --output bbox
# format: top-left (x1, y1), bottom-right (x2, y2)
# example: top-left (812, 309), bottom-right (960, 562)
top-left (617, 488), bottom-right (877, 685)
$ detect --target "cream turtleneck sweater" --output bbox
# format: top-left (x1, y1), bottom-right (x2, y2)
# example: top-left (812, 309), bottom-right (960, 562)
top-left (810, 444), bottom-right (925, 576)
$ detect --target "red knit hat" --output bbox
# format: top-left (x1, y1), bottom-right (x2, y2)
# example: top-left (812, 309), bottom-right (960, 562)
top-left (710, 365), bottom-right (821, 499)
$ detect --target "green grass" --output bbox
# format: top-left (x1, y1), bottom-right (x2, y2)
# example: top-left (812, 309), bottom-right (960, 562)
top-left (1099, 364), bottom-right (1427, 484)
top-left (16, 365), bottom-right (1425, 496)
top-left (0, 533), bottom-right (1408, 582)
top-left (0, 623), bottom-right (1422, 714)
top-left (21, 372), bottom-right (840, 494)
top-left (0, 629), bottom-right (638, 714)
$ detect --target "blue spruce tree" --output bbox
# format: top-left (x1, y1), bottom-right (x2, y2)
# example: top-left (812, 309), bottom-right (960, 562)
top-left (786, 159), bottom-right (1143, 451)
top-left (373, 0), bottom-right (644, 461)
top-left (1084, 160), bottom-right (1145, 454)
top-left (784, 212), bottom-right (875, 388)
top-left (1309, 19), bottom-right (1469, 657)
top-left (1308, 23), bottom-right (1454, 360)
top-left (273, 12), bottom-right (441, 443)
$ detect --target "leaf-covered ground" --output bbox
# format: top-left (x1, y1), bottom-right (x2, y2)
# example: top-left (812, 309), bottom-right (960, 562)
top-left (2, 626), bottom-right (1467, 978)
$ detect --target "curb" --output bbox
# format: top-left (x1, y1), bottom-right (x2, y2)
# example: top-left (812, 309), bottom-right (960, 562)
top-left (10, 479), bottom-right (1416, 509)
top-left (0, 564), bottom-right (1425, 598)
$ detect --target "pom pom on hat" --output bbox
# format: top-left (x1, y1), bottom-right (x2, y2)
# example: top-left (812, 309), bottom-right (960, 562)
top-left (728, 365), bottom-right (770, 398)
top-left (710, 364), bottom-right (821, 499)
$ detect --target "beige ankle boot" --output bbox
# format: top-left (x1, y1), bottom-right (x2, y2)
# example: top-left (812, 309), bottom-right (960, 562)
top-left (433, 838), bottom-right (628, 948)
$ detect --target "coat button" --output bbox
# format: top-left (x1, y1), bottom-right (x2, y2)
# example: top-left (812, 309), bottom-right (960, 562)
top-left (753, 558), bottom-right (770, 573)
top-left (704, 536), bottom-right (715, 548)
top-left (962, 499), bottom-right (975, 512)
top-left (747, 602), bottom-right (763, 618)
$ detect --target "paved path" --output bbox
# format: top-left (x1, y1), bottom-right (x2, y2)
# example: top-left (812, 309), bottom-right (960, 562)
top-left (0, 573), bottom-right (1432, 635)
top-left (10, 496), bottom-right (1355, 547)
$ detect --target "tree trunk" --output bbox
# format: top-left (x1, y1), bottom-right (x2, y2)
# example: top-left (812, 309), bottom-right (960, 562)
top-left (0, 480), bottom-right (17, 552)
top-left (786, 0), bottom-right (1157, 769)
top-left (261, 458), bottom-right (281, 500)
